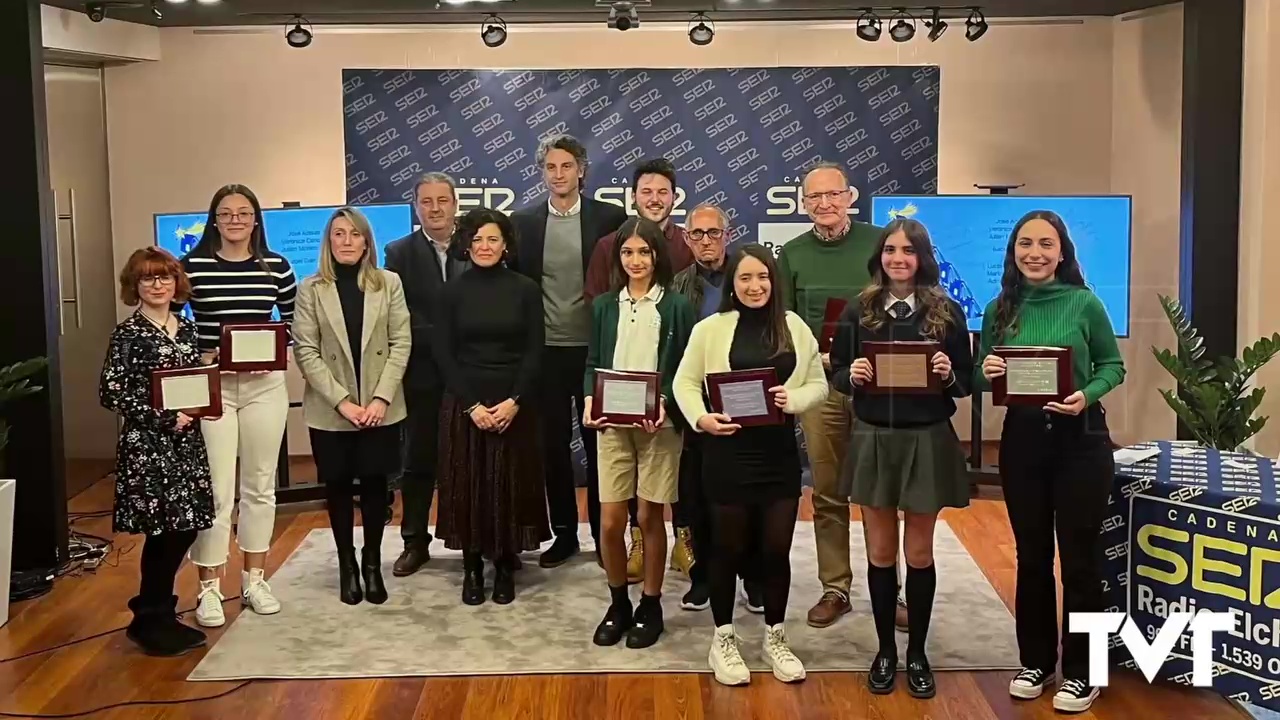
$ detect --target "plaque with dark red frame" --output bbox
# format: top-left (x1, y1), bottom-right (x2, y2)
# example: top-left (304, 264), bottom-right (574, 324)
top-left (861, 340), bottom-right (942, 395)
top-left (705, 367), bottom-right (783, 427)
top-left (150, 365), bottom-right (222, 418)
top-left (218, 322), bottom-right (289, 372)
top-left (818, 297), bottom-right (849, 353)
top-left (591, 370), bottom-right (660, 425)
top-left (991, 345), bottom-right (1075, 406)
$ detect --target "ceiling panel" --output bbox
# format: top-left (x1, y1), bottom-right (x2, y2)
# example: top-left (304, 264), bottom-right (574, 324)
top-left (45, 0), bottom-right (1177, 27)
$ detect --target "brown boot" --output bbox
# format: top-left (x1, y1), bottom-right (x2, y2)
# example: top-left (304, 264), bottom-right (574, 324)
top-left (806, 590), bottom-right (852, 628)
top-left (669, 526), bottom-right (695, 577)
top-left (625, 527), bottom-right (644, 585)
top-left (895, 590), bottom-right (909, 632)
top-left (392, 543), bottom-right (430, 577)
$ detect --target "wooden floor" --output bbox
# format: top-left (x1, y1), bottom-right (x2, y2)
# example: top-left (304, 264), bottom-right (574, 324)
top-left (0, 472), bottom-right (1246, 720)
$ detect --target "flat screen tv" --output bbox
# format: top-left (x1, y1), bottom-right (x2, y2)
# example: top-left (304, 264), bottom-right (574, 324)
top-left (868, 194), bottom-right (1132, 337)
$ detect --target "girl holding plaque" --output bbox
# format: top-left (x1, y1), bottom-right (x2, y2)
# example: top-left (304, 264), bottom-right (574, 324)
top-left (433, 207), bottom-right (550, 605)
top-left (977, 210), bottom-right (1125, 714)
top-left (181, 184), bottom-right (296, 628)
top-left (100, 247), bottom-right (215, 656)
top-left (672, 244), bottom-right (829, 686)
top-left (829, 218), bottom-right (973, 698)
top-left (294, 207), bottom-right (411, 605)
top-left (581, 217), bottom-right (694, 650)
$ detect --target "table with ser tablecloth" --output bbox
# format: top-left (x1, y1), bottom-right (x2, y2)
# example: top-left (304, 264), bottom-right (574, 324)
top-left (1101, 440), bottom-right (1280, 712)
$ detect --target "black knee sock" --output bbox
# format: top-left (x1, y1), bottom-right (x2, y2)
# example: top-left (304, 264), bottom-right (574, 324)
top-left (906, 564), bottom-right (936, 659)
top-left (610, 584), bottom-right (633, 618)
top-left (359, 475), bottom-right (389, 551)
top-left (868, 563), bottom-right (899, 659)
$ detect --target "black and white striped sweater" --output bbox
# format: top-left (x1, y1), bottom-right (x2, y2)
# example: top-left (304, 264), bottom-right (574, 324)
top-left (179, 250), bottom-right (298, 352)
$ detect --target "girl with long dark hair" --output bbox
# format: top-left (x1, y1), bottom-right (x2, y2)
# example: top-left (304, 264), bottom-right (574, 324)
top-left (673, 243), bottom-right (829, 686)
top-left (978, 210), bottom-right (1125, 713)
top-left (181, 184), bottom-right (296, 627)
top-left (830, 218), bottom-right (973, 698)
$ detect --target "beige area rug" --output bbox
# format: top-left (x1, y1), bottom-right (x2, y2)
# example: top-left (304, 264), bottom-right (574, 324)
top-left (188, 522), bottom-right (1019, 680)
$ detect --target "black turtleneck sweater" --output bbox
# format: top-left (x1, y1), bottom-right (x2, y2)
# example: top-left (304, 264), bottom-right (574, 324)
top-left (334, 261), bottom-right (365, 387)
top-left (728, 301), bottom-right (798, 388)
top-left (432, 262), bottom-right (545, 408)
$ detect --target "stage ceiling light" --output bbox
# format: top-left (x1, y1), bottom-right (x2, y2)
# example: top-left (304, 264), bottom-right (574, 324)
top-left (688, 13), bottom-right (714, 46)
top-left (888, 9), bottom-right (915, 42)
top-left (926, 7), bottom-right (947, 41)
top-left (150, 0), bottom-right (161, 19)
top-left (286, 16), bottom-right (313, 48)
top-left (481, 14), bottom-right (508, 47)
top-left (855, 10), bottom-right (881, 42)
top-left (608, 2), bottom-right (638, 31)
top-left (965, 8), bottom-right (988, 41)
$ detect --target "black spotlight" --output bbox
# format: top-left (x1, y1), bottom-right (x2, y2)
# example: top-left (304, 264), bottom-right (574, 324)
top-left (926, 7), bottom-right (947, 41)
top-left (965, 8), bottom-right (988, 41)
top-left (285, 16), bottom-right (312, 48)
top-left (150, 0), bottom-right (161, 20)
top-left (481, 14), bottom-right (507, 47)
top-left (688, 13), bottom-right (714, 46)
top-left (855, 10), bottom-right (881, 42)
top-left (888, 9), bottom-right (915, 42)
top-left (86, 2), bottom-right (106, 22)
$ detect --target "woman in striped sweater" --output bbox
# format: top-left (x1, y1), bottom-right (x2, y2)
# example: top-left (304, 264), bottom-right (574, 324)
top-left (180, 184), bottom-right (297, 628)
top-left (978, 210), bottom-right (1125, 714)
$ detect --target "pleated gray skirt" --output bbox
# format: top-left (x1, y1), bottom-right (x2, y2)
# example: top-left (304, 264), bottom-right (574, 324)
top-left (839, 420), bottom-right (970, 513)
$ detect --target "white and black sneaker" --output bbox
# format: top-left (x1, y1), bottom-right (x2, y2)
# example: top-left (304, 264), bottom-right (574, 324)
top-left (1008, 667), bottom-right (1055, 699)
top-left (681, 581), bottom-right (710, 611)
top-left (1052, 678), bottom-right (1099, 713)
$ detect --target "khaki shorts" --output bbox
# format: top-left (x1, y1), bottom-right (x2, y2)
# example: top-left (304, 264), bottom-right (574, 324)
top-left (597, 426), bottom-right (682, 504)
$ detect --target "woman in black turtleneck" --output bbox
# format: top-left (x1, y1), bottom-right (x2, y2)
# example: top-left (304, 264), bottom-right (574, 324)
top-left (432, 207), bottom-right (550, 605)
top-left (295, 207), bottom-right (412, 605)
top-left (673, 243), bottom-right (830, 687)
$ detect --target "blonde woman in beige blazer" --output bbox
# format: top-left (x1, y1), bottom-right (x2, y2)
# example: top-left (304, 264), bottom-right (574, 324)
top-left (672, 243), bottom-right (827, 687)
top-left (294, 206), bottom-right (411, 606)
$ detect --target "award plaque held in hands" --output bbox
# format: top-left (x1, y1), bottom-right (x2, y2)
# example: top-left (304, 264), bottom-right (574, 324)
top-left (861, 340), bottom-right (941, 395)
top-left (991, 345), bottom-right (1074, 405)
top-left (705, 367), bottom-right (783, 427)
top-left (150, 366), bottom-right (222, 418)
top-left (818, 297), bottom-right (848, 354)
top-left (592, 370), bottom-right (660, 425)
top-left (218, 322), bottom-right (289, 372)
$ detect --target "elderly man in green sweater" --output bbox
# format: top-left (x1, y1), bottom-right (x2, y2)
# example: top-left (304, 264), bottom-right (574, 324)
top-left (776, 162), bottom-right (893, 629)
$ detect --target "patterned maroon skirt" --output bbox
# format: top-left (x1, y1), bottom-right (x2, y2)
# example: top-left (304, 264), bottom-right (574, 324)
top-left (435, 394), bottom-right (552, 557)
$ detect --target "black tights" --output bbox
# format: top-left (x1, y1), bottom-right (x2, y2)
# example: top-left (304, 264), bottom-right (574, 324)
top-left (710, 498), bottom-right (799, 627)
top-left (139, 529), bottom-right (196, 602)
top-left (327, 474), bottom-right (389, 552)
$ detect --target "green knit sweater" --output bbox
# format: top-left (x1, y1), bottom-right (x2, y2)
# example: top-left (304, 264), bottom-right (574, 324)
top-left (776, 221), bottom-right (882, 338)
top-left (975, 280), bottom-right (1126, 405)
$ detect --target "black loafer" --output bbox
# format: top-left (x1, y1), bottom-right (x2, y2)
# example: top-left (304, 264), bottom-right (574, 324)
top-left (868, 653), bottom-right (897, 694)
top-left (592, 606), bottom-right (633, 646)
top-left (906, 656), bottom-right (935, 698)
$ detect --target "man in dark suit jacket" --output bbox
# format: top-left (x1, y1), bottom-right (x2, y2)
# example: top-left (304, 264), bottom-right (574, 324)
top-left (509, 134), bottom-right (627, 569)
top-left (382, 172), bottom-right (470, 577)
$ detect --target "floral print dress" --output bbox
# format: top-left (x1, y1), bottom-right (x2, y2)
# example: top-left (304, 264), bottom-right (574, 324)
top-left (99, 312), bottom-right (215, 536)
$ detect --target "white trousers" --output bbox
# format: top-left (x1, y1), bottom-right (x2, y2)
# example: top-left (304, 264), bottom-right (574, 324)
top-left (190, 371), bottom-right (289, 567)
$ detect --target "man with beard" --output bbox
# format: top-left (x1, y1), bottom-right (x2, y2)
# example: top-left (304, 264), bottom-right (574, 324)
top-left (583, 157), bottom-right (695, 583)
top-left (384, 172), bottom-right (471, 577)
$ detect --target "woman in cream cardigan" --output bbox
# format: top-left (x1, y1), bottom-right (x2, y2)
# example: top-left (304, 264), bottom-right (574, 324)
top-left (673, 243), bottom-right (829, 687)
top-left (294, 206), bottom-right (411, 605)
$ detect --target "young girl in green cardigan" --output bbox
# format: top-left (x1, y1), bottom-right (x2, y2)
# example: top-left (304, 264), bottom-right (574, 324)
top-left (582, 217), bottom-right (695, 650)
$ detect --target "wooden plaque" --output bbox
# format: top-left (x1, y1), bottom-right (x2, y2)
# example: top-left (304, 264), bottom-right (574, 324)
top-left (705, 367), bottom-right (783, 427)
top-left (218, 322), bottom-right (289, 372)
top-left (592, 370), bottom-right (660, 425)
top-left (818, 297), bottom-right (849, 354)
top-left (991, 345), bottom-right (1074, 406)
top-left (861, 340), bottom-right (942, 395)
top-left (150, 365), bottom-right (222, 418)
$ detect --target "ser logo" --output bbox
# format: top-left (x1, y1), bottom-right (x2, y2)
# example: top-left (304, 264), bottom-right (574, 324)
top-left (765, 181), bottom-right (861, 216)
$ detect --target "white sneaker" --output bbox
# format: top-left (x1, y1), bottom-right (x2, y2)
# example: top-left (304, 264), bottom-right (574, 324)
top-left (762, 624), bottom-right (806, 682)
top-left (195, 580), bottom-right (226, 628)
top-left (708, 625), bottom-right (751, 686)
top-left (241, 569), bottom-right (281, 615)
top-left (1052, 678), bottom-right (1100, 713)
top-left (1009, 667), bottom-right (1055, 699)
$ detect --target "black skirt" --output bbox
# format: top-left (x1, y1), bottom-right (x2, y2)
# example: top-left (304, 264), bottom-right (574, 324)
top-left (701, 418), bottom-right (802, 505)
top-left (309, 423), bottom-right (403, 483)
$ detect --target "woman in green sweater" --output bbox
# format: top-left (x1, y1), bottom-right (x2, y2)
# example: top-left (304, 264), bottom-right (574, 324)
top-left (977, 210), bottom-right (1125, 714)
top-left (582, 217), bottom-right (695, 650)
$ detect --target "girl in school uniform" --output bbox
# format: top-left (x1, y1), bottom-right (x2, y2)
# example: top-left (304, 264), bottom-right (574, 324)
top-left (583, 216), bottom-right (695, 650)
top-left (830, 217), bottom-right (974, 699)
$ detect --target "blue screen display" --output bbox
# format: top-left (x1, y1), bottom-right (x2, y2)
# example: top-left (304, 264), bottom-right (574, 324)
top-left (868, 195), bottom-right (1132, 337)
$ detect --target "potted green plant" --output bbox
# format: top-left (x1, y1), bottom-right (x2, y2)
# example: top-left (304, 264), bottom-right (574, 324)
top-left (1151, 295), bottom-right (1280, 452)
top-left (0, 357), bottom-right (49, 477)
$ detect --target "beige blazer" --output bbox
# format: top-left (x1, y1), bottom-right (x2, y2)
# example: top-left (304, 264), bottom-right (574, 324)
top-left (673, 309), bottom-right (829, 430)
top-left (293, 269), bottom-right (412, 431)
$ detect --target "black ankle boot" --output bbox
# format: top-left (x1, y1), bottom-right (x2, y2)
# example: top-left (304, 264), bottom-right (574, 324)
top-left (338, 547), bottom-right (363, 605)
top-left (161, 594), bottom-right (206, 650)
top-left (492, 557), bottom-right (515, 605)
top-left (362, 547), bottom-right (388, 605)
top-left (462, 551), bottom-right (485, 605)
top-left (126, 596), bottom-right (198, 657)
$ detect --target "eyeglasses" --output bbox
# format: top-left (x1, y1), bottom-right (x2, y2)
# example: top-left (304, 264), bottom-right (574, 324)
top-left (687, 228), bottom-right (725, 242)
top-left (139, 274), bottom-right (175, 286)
top-left (802, 190), bottom-right (850, 204)
top-left (215, 210), bottom-right (256, 223)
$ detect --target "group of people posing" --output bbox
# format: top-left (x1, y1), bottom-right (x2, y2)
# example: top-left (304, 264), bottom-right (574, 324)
top-left (100, 133), bottom-right (1124, 715)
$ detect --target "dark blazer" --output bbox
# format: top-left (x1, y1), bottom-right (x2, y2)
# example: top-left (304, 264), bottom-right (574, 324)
top-left (509, 195), bottom-right (628, 288)
top-left (383, 230), bottom-right (470, 391)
